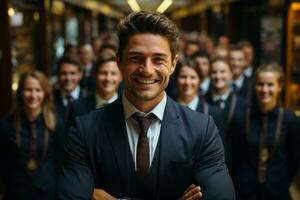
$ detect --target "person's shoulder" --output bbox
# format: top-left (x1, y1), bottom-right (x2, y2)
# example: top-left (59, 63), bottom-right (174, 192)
top-left (282, 107), bottom-right (299, 122)
top-left (76, 99), bottom-right (119, 124)
top-left (72, 94), bottom-right (93, 107)
top-left (167, 97), bottom-right (211, 124)
top-left (0, 115), bottom-right (14, 137)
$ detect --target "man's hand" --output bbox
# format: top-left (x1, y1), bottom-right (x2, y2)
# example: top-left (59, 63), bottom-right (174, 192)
top-left (179, 184), bottom-right (202, 200)
top-left (93, 189), bottom-right (116, 200)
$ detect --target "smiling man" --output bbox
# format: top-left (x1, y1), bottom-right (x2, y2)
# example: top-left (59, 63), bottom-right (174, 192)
top-left (57, 11), bottom-right (235, 200)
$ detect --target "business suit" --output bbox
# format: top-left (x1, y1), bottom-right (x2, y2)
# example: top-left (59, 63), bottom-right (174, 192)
top-left (234, 75), bottom-right (252, 100)
top-left (57, 96), bottom-right (235, 199)
top-left (230, 103), bottom-right (300, 200)
top-left (53, 87), bottom-right (88, 121)
top-left (0, 114), bottom-right (65, 200)
top-left (205, 91), bottom-right (246, 170)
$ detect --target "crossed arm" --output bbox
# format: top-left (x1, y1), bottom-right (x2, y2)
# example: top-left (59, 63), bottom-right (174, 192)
top-left (93, 184), bottom-right (202, 200)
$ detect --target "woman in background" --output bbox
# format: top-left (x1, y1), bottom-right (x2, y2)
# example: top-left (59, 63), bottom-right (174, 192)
top-left (0, 71), bottom-right (65, 200)
top-left (175, 59), bottom-right (219, 118)
top-left (231, 64), bottom-right (300, 200)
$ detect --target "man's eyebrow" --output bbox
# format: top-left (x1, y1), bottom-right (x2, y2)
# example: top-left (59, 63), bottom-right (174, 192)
top-left (127, 50), bottom-right (143, 55)
top-left (152, 53), bottom-right (168, 59)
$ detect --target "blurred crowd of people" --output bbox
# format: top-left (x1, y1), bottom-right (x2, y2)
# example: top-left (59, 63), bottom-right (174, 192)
top-left (0, 26), bottom-right (300, 200)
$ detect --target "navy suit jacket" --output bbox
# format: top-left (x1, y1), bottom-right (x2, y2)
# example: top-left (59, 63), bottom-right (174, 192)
top-left (53, 87), bottom-right (88, 121)
top-left (57, 96), bottom-right (235, 200)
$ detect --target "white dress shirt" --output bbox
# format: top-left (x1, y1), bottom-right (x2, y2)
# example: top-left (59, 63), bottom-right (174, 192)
top-left (61, 85), bottom-right (81, 106)
top-left (212, 89), bottom-right (231, 109)
top-left (244, 66), bottom-right (253, 78)
top-left (200, 78), bottom-right (210, 95)
top-left (122, 93), bottom-right (167, 170)
top-left (186, 95), bottom-right (199, 111)
top-left (95, 93), bottom-right (118, 109)
top-left (231, 75), bottom-right (245, 91)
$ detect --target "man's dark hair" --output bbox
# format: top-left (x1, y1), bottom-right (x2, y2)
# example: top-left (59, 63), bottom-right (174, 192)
top-left (99, 43), bottom-right (117, 52)
top-left (191, 50), bottom-right (211, 61)
top-left (95, 52), bottom-right (117, 74)
top-left (117, 11), bottom-right (179, 60)
top-left (57, 54), bottom-right (81, 74)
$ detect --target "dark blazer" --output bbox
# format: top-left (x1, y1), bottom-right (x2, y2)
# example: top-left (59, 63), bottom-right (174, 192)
top-left (205, 91), bottom-right (246, 169)
top-left (57, 97), bottom-right (235, 200)
top-left (230, 104), bottom-right (300, 200)
top-left (235, 75), bottom-right (252, 100)
top-left (196, 99), bottom-right (221, 124)
top-left (67, 95), bottom-right (96, 128)
top-left (53, 87), bottom-right (88, 121)
top-left (0, 114), bottom-right (65, 200)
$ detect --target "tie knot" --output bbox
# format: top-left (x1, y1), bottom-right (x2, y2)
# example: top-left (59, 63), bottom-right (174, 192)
top-left (232, 83), bottom-right (238, 92)
top-left (132, 113), bottom-right (154, 137)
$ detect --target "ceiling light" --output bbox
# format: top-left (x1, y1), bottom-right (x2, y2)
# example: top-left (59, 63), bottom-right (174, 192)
top-left (128, 0), bottom-right (141, 12)
top-left (156, 0), bottom-right (173, 13)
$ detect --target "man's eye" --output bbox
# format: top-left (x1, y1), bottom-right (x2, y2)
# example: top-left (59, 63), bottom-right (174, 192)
top-left (153, 57), bottom-right (166, 64)
top-left (129, 56), bottom-right (142, 62)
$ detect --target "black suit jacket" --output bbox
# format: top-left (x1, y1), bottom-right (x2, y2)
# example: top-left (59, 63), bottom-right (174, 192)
top-left (0, 114), bottom-right (65, 200)
top-left (53, 88), bottom-right (88, 121)
top-left (57, 97), bottom-right (235, 199)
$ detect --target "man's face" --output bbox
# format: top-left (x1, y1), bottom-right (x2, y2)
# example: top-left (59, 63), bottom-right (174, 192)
top-left (96, 61), bottom-right (122, 97)
top-left (195, 57), bottom-right (210, 79)
top-left (118, 33), bottom-right (178, 111)
top-left (58, 63), bottom-right (82, 94)
top-left (243, 46), bottom-right (254, 67)
top-left (229, 50), bottom-right (246, 79)
top-left (79, 45), bottom-right (94, 65)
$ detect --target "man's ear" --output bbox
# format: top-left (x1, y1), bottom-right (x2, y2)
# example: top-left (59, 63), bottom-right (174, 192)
top-left (170, 54), bottom-right (179, 75)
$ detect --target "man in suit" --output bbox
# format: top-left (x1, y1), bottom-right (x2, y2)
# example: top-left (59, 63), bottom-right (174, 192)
top-left (192, 50), bottom-right (212, 96)
top-left (229, 46), bottom-right (251, 98)
top-left (57, 11), bottom-right (235, 200)
top-left (68, 52), bottom-right (122, 126)
top-left (79, 43), bottom-right (97, 92)
top-left (53, 54), bottom-right (88, 122)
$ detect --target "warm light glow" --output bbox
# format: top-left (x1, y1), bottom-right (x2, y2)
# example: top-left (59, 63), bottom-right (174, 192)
top-left (34, 12), bottom-right (39, 22)
top-left (156, 0), bottom-right (173, 13)
top-left (291, 3), bottom-right (300, 11)
top-left (8, 7), bottom-right (15, 17)
top-left (12, 82), bottom-right (18, 91)
top-left (128, 0), bottom-right (141, 12)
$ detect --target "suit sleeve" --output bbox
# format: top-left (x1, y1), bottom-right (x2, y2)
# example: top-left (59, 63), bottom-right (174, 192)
top-left (194, 116), bottom-right (236, 200)
top-left (56, 118), bottom-right (94, 200)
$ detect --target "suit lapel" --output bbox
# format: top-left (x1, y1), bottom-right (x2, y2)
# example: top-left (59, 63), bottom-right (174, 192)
top-left (157, 98), bottom-right (182, 195)
top-left (105, 98), bottom-right (129, 185)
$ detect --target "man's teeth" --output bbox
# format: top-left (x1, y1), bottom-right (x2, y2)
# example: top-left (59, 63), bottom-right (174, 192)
top-left (137, 79), bottom-right (155, 84)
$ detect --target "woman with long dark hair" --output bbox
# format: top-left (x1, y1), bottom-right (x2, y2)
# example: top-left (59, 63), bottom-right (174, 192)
top-left (231, 64), bottom-right (300, 200)
top-left (0, 71), bottom-right (65, 200)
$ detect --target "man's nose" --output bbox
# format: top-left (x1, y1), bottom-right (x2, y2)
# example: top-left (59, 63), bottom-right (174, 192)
top-left (140, 58), bottom-right (154, 74)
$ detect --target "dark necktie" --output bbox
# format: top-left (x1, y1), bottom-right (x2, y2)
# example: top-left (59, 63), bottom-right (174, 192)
top-left (64, 95), bottom-right (73, 121)
top-left (132, 113), bottom-right (155, 178)
top-left (232, 83), bottom-right (238, 93)
top-left (215, 99), bottom-right (224, 109)
top-left (27, 121), bottom-right (38, 172)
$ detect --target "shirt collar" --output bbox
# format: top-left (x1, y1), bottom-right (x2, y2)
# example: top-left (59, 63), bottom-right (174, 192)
top-left (95, 93), bottom-right (118, 108)
top-left (212, 89), bottom-right (231, 102)
top-left (187, 95), bottom-right (199, 111)
top-left (232, 75), bottom-right (245, 89)
top-left (200, 78), bottom-right (210, 92)
top-left (61, 85), bottom-right (80, 100)
top-left (122, 92), bottom-right (167, 121)
top-left (244, 66), bottom-right (253, 78)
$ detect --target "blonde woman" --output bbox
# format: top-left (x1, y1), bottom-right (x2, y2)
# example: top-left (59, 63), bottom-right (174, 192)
top-left (0, 71), bottom-right (65, 200)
